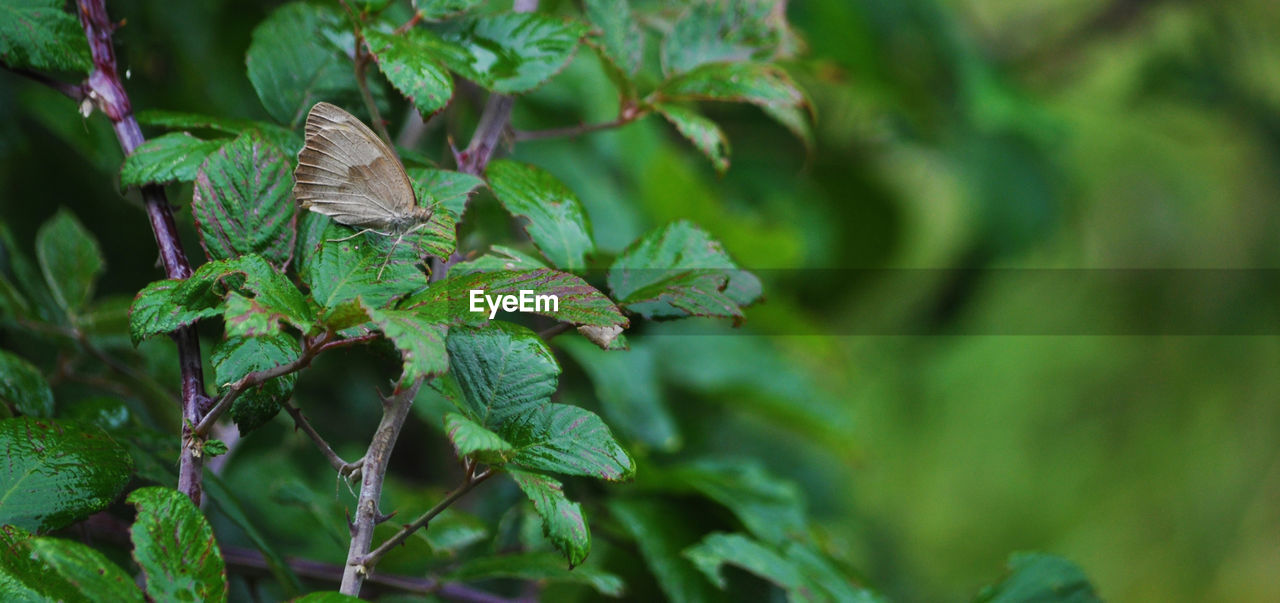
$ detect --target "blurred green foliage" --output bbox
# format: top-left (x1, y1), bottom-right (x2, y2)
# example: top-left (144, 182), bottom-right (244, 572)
top-left (3, 0), bottom-right (1280, 601)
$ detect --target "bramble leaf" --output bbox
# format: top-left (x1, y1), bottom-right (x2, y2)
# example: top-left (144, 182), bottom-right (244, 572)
top-left (486, 160), bottom-right (594, 272)
top-left (402, 269), bottom-right (626, 330)
top-left (509, 469), bottom-right (590, 567)
top-left (661, 1), bottom-right (782, 76)
top-left (120, 133), bottom-right (227, 187)
top-left (0, 0), bottom-right (91, 73)
top-left (656, 104), bottom-right (731, 174)
top-left (409, 167), bottom-right (485, 218)
top-left (130, 254), bottom-right (314, 343)
top-left (666, 458), bottom-right (806, 546)
top-left (584, 0), bottom-right (641, 77)
top-left (557, 337), bottom-right (679, 451)
top-left (608, 499), bottom-right (719, 603)
top-left (246, 2), bottom-right (356, 125)
top-left (0, 417), bottom-right (132, 532)
top-left (192, 132), bottom-right (297, 268)
top-left (448, 245), bottom-right (546, 276)
top-left (0, 350), bottom-right (53, 417)
top-left (416, 0), bottom-right (484, 21)
top-left (211, 334), bottom-right (301, 433)
top-left (500, 403), bottom-right (635, 481)
top-left (364, 305), bottom-right (449, 384)
top-left (447, 551), bottom-right (624, 596)
top-left (297, 215), bottom-right (429, 316)
top-left (36, 209), bottom-right (104, 316)
top-left (658, 61), bottom-right (804, 107)
top-left (436, 14), bottom-right (589, 94)
top-left (445, 322), bottom-right (559, 427)
top-left (443, 411), bottom-right (514, 464)
top-left (607, 220), bottom-right (761, 319)
top-left (128, 487), bottom-right (228, 602)
top-left (0, 525), bottom-right (142, 602)
top-left (975, 553), bottom-right (1101, 603)
top-left (683, 532), bottom-right (803, 592)
top-left (366, 28), bottom-right (454, 119)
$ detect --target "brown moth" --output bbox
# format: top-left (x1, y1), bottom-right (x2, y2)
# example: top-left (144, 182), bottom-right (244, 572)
top-left (293, 102), bottom-right (432, 278)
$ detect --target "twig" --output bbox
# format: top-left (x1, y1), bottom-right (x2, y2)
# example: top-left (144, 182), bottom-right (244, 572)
top-left (339, 0), bottom-right (395, 147)
top-left (1, 66), bottom-right (86, 102)
top-left (340, 379), bottom-right (425, 595)
top-left (223, 545), bottom-right (517, 602)
top-left (76, 0), bottom-right (210, 505)
top-left (194, 332), bottom-right (376, 436)
top-left (512, 111), bottom-right (643, 141)
top-left (280, 400), bottom-right (353, 474)
top-left (362, 469), bottom-right (494, 565)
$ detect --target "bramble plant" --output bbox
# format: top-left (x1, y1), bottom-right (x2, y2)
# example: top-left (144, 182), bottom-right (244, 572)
top-left (0, 0), bottom-right (1101, 601)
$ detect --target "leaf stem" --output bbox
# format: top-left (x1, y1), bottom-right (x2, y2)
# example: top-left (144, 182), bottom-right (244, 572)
top-left (280, 400), bottom-right (354, 474)
top-left (361, 468), bottom-right (495, 566)
top-left (76, 0), bottom-right (210, 505)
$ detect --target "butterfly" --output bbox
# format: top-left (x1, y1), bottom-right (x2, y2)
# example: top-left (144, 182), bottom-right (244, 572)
top-left (293, 102), bottom-right (434, 279)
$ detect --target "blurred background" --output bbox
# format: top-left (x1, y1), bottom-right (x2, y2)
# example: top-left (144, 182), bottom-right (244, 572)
top-left (3, 0), bottom-right (1280, 601)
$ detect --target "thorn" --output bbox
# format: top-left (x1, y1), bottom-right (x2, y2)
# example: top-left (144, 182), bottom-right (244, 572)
top-left (375, 510), bottom-right (398, 525)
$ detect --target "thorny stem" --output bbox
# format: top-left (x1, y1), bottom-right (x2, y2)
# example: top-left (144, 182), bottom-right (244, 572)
top-left (340, 379), bottom-right (424, 595)
top-left (362, 469), bottom-right (495, 566)
top-left (75, 0), bottom-right (210, 505)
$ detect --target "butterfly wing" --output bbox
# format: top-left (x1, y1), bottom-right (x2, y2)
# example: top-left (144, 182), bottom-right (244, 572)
top-left (293, 102), bottom-right (417, 231)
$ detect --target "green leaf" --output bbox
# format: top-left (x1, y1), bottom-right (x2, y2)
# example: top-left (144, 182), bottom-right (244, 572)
top-left (557, 338), bottom-right (679, 452)
top-left (448, 245), bottom-right (546, 276)
top-left (607, 220), bottom-right (761, 319)
top-left (657, 104), bottom-right (731, 175)
top-left (120, 133), bottom-right (227, 187)
top-left (246, 2), bottom-right (356, 125)
top-left (661, 1), bottom-right (782, 76)
top-left (408, 167), bottom-right (485, 218)
top-left (364, 305), bottom-right (449, 384)
top-left (667, 458), bottom-right (806, 546)
top-left (783, 541), bottom-right (882, 603)
top-left (486, 160), bottom-right (595, 272)
top-left (211, 334), bottom-right (301, 434)
top-left (437, 14), bottom-right (589, 94)
top-left (131, 254), bottom-right (314, 344)
top-left (683, 532), bottom-right (804, 594)
top-left (0, 525), bottom-right (143, 602)
top-left (607, 499), bottom-right (719, 603)
top-left (0, 350), bottom-right (53, 417)
top-left (658, 62), bottom-right (804, 108)
top-left (366, 28), bottom-right (454, 119)
top-left (128, 280), bottom-right (220, 344)
top-left (402, 269), bottom-right (627, 329)
top-left (0, 0), bottom-right (91, 72)
top-left (0, 223), bottom-right (59, 323)
top-left (298, 215), bottom-right (430, 315)
top-left (500, 403), bottom-right (635, 481)
top-left (128, 487), bottom-right (228, 602)
top-left (443, 411), bottom-right (514, 464)
top-left (136, 110), bottom-right (301, 154)
top-left (584, 0), bottom-right (641, 77)
top-left (975, 553), bottom-right (1101, 603)
top-left (416, 0), bottom-right (484, 21)
top-left (448, 551), bottom-right (624, 597)
top-left (0, 417), bottom-right (132, 532)
top-left (444, 322), bottom-right (559, 428)
top-left (760, 102), bottom-right (814, 150)
top-left (509, 469), bottom-right (590, 567)
top-left (36, 209), bottom-right (104, 315)
top-left (192, 132), bottom-right (297, 268)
